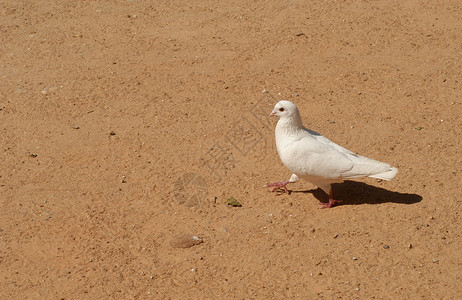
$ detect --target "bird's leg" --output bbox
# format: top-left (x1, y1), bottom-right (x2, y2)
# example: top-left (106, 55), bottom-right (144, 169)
top-left (319, 189), bottom-right (342, 208)
top-left (265, 180), bottom-right (291, 193)
top-left (265, 174), bottom-right (299, 194)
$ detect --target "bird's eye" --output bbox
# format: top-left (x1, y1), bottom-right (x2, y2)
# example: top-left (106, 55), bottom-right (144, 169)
top-left (279, 107), bottom-right (285, 112)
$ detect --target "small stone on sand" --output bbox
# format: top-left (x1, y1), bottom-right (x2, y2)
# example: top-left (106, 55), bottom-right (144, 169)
top-left (170, 234), bottom-right (203, 248)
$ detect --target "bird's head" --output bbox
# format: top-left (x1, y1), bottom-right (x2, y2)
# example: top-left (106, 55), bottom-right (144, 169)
top-left (270, 100), bottom-right (299, 118)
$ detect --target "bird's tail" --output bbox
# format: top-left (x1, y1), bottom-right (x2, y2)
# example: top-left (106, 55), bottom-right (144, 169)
top-left (369, 167), bottom-right (398, 181)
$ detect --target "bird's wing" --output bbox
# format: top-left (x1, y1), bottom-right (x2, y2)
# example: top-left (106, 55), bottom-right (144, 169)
top-left (285, 130), bottom-right (392, 180)
top-left (283, 134), bottom-right (354, 179)
top-left (306, 128), bottom-right (357, 156)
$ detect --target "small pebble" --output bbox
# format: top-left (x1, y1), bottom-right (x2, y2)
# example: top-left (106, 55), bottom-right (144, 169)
top-left (170, 234), bottom-right (203, 248)
top-left (72, 125), bottom-right (80, 129)
top-left (352, 257), bottom-right (358, 261)
top-left (226, 197), bottom-right (242, 207)
top-left (383, 245), bottom-right (390, 249)
top-left (109, 131), bottom-right (116, 136)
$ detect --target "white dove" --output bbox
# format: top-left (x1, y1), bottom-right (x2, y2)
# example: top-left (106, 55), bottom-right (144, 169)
top-left (265, 100), bottom-right (398, 208)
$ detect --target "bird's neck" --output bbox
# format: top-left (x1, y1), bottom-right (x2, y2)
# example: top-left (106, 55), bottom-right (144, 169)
top-left (276, 114), bottom-right (304, 137)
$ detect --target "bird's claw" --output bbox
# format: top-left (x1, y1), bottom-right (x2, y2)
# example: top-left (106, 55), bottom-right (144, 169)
top-left (264, 181), bottom-right (291, 193)
top-left (318, 198), bottom-right (342, 209)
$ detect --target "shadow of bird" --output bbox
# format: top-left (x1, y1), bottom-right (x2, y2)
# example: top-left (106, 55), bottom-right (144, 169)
top-left (290, 180), bottom-right (422, 206)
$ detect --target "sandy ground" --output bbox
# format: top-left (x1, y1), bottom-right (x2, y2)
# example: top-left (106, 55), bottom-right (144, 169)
top-left (1, 0), bottom-right (462, 298)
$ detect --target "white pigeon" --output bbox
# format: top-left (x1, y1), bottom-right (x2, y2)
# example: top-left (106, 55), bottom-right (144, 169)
top-left (265, 100), bottom-right (398, 208)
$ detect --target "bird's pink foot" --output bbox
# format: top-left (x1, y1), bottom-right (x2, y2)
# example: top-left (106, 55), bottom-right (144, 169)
top-left (265, 181), bottom-right (291, 193)
top-left (318, 198), bottom-right (342, 208)
top-left (318, 190), bottom-right (342, 208)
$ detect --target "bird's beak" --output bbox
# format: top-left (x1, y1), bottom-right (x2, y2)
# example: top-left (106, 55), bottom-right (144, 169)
top-left (269, 111), bottom-right (276, 116)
